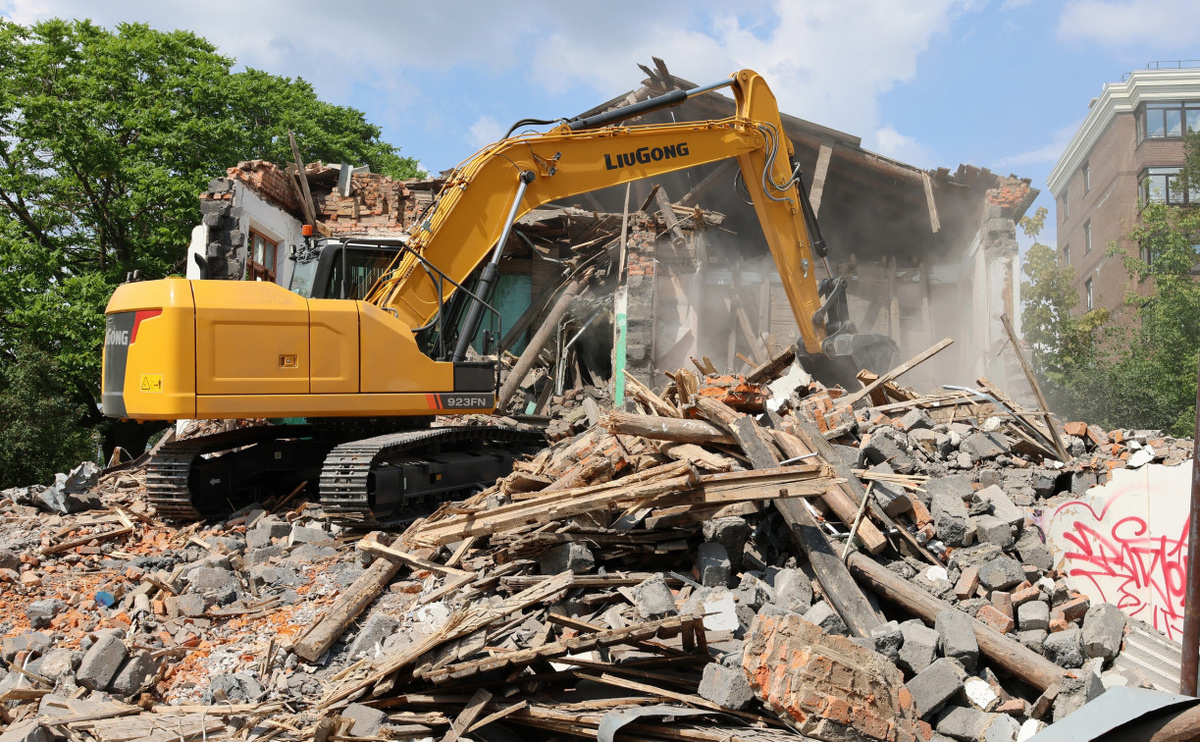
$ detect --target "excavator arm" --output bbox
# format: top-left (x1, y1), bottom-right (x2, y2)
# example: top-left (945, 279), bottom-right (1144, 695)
top-left (370, 70), bottom-right (831, 357)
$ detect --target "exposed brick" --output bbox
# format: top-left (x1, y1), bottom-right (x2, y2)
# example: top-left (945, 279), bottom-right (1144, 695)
top-left (976, 604), bottom-right (1016, 633)
top-left (743, 613), bottom-right (920, 741)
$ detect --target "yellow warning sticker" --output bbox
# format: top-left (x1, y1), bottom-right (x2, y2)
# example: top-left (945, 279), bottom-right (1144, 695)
top-left (139, 373), bottom-right (164, 393)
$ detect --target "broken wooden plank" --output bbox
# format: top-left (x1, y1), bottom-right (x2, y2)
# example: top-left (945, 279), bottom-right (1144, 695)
top-left (602, 411), bottom-right (736, 445)
top-left (839, 336), bottom-right (954, 409)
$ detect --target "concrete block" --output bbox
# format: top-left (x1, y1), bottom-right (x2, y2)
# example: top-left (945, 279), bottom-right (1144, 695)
top-left (905, 657), bottom-right (967, 718)
top-left (1017, 601), bottom-right (1050, 632)
top-left (960, 432), bottom-right (1010, 462)
top-left (802, 601), bottom-right (848, 636)
top-left (289, 524), bottom-right (332, 545)
top-left (870, 620), bottom-right (904, 663)
top-left (862, 428), bottom-right (917, 473)
top-left (978, 484), bottom-right (1025, 530)
top-left (1081, 602), bottom-right (1126, 662)
top-left (935, 609), bottom-right (979, 671)
top-left (898, 408), bottom-right (935, 433)
top-left (171, 593), bottom-right (207, 617)
top-left (973, 514), bottom-right (1014, 549)
top-left (206, 672), bottom-right (263, 704)
top-left (0, 632), bottom-right (51, 664)
top-left (109, 652), bottom-right (156, 697)
top-left (769, 567), bottom-right (812, 614)
top-left (931, 486), bottom-right (975, 547)
top-left (1043, 627), bottom-right (1084, 668)
top-left (936, 705), bottom-right (988, 740)
top-left (25, 599), bottom-right (65, 630)
top-left (244, 520), bottom-right (290, 549)
top-left (75, 634), bottom-right (128, 691)
top-left (37, 649), bottom-right (80, 679)
top-left (348, 613), bottom-right (399, 660)
top-left (1013, 531), bottom-right (1053, 572)
top-left (703, 516), bottom-right (751, 570)
top-left (538, 542), bottom-right (595, 575)
top-left (1052, 673), bottom-right (1106, 722)
top-left (977, 556), bottom-right (1024, 591)
top-left (898, 619), bottom-right (940, 675)
top-left (695, 542), bottom-right (731, 588)
top-left (633, 574), bottom-right (677, 619)
top-left (697, 662), bottom-right (753, 710)
top-left (341, 703), bottom-right (388, 737)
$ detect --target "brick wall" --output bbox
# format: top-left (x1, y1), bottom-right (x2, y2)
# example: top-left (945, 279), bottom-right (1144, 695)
top-left (1059, 113), bottom-right (1190, 316)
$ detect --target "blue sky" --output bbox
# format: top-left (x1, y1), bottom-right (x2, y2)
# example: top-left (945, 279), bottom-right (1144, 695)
top-left (4, 0), bottom-right (1200, 250)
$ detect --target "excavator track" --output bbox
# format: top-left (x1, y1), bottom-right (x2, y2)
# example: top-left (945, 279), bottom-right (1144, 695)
top-left (319, 426), bottom-right (546, 520)
top-left (147, 426), bottom-right (318, 521)
top-left (147, 424), bottom-right (544, 522)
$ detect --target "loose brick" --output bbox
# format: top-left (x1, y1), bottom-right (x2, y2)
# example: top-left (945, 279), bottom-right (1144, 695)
top-left (976, 604), bottom-right (1015, 633)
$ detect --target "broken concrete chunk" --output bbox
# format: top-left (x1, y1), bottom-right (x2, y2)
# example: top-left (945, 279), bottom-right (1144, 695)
top-left (769, 567), bottom-right (813, 614)
top-left (1017, 601), bottom-right (1050, 632)
top-left (905, 657), bottom-right (967, 719)
top-left (931, 485), bottom-right (975, 547)
top-left (935, 705), bottom-right (989, 741)
top-left (0, 719), bottom-right (53, 742)
top-left (935, 609), bottom-right (979, 672)
top-left (632, 574), bottom-right (677, 619)
top-left (25, 598), bottom-right (65, 629)
top-left (75, 633), bottom-right (128, 691)
top-left (898, 619), bottom-right (940, 675)
top-left (206, 672), bottom-right (264, 704)
top-left (862, 428), bottom-right (917, 473)
top-left (341, 703), bottom-right (388, 737)
top-left (1013, 531), bottom-right (1053, 572)
top-left (897, 408), bottom-right (935, 433)
top-left (348, 613), bottom-right (399, 660)
top-left (702, 516), bottom-right (751, 570)
top-left (978, 484), bottom-right (1024, 530)
top-left (977, 556), bottom-right (1024, 591)
top-left (109, 652), bottom-right (157, 697)
top-left (963, 676), bottom-right (1000, 712)
top-left (538, 542), bottom-right (595, 575)
top-left (1052, 673), bottom-right (1106, 722)
top-left (870, 620), bottom-right (903, 663)
top-left (973, 514), bottom-right (1014, 549)
top-left (245, 520), bottom-right (290, 549)
top-left (1081, 602), bottom-right (1126, 662)
top-left (1043, 627), bottom-right (1084, 668)
top-left (697, 661), bottom-right (753, 710)
top-left (695, 542), bottom-right (731, 588)
top-left (960, 432), bottom-right (1010, 463)
top-left (802, 600), bottom-right (848, 636)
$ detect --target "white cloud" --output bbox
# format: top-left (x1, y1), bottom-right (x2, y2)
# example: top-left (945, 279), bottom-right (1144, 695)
top-left (467, 116), bottom-right (503, 151)
top-left (870, 126), bottom-right (936, 168)
top-left (1057, 0), bottom-right (1200, 47)
top-left (0, 0), bottom-right (975, 165)
top-left (993, 121), bottom-right (1082, 170)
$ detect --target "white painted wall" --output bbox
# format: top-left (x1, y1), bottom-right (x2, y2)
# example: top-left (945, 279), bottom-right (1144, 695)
top-left (231, 182), bottom-right (307, 287)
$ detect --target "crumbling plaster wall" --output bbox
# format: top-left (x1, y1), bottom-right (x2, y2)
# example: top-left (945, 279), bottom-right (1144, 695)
top-left (190, 178), bottom-right (305, 286)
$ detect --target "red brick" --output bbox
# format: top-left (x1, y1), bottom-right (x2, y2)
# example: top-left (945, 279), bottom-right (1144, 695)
top-left (1063, 421), bottom-right (1088, 437)
top-left (954, 567), bottom-right (980, 601)
top-left (976, 604), bottom-right (1016, 633)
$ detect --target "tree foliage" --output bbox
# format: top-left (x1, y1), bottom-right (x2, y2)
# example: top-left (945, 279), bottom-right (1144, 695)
top-left (0, 19), bottom-right (421, 488)
top-left (1021, 134), bottom-right (1200, 436)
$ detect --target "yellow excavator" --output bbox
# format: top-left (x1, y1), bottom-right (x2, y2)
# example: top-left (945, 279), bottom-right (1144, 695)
top-left (102, 69), bottom-right (896, 520)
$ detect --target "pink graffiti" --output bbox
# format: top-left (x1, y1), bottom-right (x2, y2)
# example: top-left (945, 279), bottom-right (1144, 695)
top-left (1054, 494), bottom-right (1189, 639)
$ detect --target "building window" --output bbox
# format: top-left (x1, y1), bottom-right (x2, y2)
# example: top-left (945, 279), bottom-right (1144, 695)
top-left (1082, 163), bottom-right (1090, 194)
top-left (1085, 278), bottom-right (1094, 310)
top-left (1063, 244), bottom-right (1071, 267)
top-left (1084, 220), bottom-right (1092, 254)
top-left (247, 230), bottom-right (277, 282)
top-left (1138, 101), bottom-right (1200, 143)
top-left (1061, 188), bottom-right (1069, 222)
top-left (1140, 167), bottom-right (1193, 205)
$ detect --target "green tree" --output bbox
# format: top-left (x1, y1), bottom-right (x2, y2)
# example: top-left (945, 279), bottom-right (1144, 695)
top-left (0, 19), bottom-right (421, 487)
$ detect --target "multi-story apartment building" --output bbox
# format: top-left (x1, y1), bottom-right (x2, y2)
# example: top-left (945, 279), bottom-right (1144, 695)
top-left (1047, 62), bottom-right (1200, 316)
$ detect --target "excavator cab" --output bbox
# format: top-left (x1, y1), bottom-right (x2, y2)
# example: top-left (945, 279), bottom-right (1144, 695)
top-left (287, 238), bottom-right (405, 301)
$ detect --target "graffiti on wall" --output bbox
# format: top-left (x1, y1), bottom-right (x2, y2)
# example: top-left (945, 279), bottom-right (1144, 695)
top-left (1033, 463), bottom-right (1191, 640)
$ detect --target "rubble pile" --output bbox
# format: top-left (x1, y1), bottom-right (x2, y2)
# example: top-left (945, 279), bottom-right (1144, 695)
top-left (0, 345), bottom-right (1195, 742)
